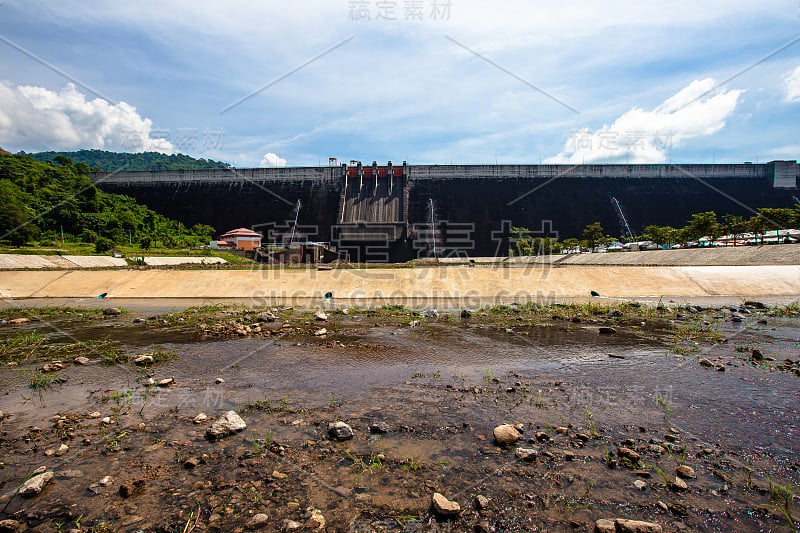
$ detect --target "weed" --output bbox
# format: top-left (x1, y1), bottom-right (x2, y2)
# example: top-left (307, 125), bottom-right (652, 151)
top-left (769, 479), bottom-right (797, 528)
top-left (483, 369), bottom-right (495, 384)
top-left (656, 395), bottom-right (671, 423)
top-left (23, 370), bottom-right (65, 391)
top-left (402, 454), bottom-right (421, 472)
top-left (583, 406), bottom-right (598, 436)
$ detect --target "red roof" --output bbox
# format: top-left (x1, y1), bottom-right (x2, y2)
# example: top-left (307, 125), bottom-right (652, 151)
top-left (220, 228), bottom-right (262, 239)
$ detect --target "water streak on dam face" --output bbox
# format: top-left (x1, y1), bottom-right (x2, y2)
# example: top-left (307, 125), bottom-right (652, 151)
top-left (93, 161), bottom-right (798, 261)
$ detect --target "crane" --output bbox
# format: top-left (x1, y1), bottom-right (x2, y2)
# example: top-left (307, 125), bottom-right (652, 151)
top-left (611, 197), bottom-right (634, 240)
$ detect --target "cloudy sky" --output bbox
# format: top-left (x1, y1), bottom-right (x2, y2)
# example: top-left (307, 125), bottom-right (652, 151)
top-left (0, 1), bottom-right (798, 167)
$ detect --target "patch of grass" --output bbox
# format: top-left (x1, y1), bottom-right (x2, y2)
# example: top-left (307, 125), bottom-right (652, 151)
top-left (0, 330), bottom-right (45, 363)
top-left (769, 479), bottom-right (797, 528)
top-left (401, 454), bottom-right (421, 472)
top-left (142, 346), bottom-right (178, 363)
top-left (769, 303), bottom-right (800, 317)
top-left (23, 370), bottom-right (66, 391)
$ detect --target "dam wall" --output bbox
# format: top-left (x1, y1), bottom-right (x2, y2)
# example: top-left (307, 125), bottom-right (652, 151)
top-left (93, 161), bottom-right (799, 261)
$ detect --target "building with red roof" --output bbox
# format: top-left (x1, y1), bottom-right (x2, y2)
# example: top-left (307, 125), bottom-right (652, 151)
top-left (211, 228), bottom-right (263, 251)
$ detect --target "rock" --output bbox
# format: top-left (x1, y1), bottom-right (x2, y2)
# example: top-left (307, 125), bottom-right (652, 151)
top-left (460, 309), bottom-right (472, 319)
top-left (409, 320), bottom-right (420, 327)
top-left (493, 424), bottom-right (522, 446)
top-left (18, 471), bottom-right (53, 497)
top-left (8, 318), bottom-right (29, 324)
top-left (431, 492), bottom-right (461, 517)
top-left (305, 507), bottom-right (325, 530)
top-left (313, 328), bottom-right (327, 336)
top-left (599, 326), bottom-right (617, 334)
top-left (215, 377), bottom-right (225, 384)
top-left (272, 470), bottom-right (288, 479)
top-left (246, 513), bottom-right (269, 529)
top-left (750, 349), bottom-right (764, 361)
top-left (0, 520), bottom-right (21, 533)
top-left (669, 477), bottom-right (688, 492)
top-left (157, 377), bottom-right (175, 387)
top-left (698, 358), bottom-right (713, 367)
top-left (555, 426), bottom-right (569, 434)
top-left (475, 521), bottom-right (492, 533)
top-left (564, 451), bottom-right (575, 461)
top-left (535, 431), bottom-right (550, 442)
top-left (633, 480), bottom-right (647, 490)
top-left (314, 309), bottom-right (328, 321)
top-left (57, 469), bottom-right (84, 479)
top-left (118, 479), bottom-right (146, 498)
top-left (183, 457), bottom-right (200, 469)
top-left (133, 355), bottom-right (154, 365)
top-left (74, 356), bottom-right (90, 365)
top-left (327, 421), bottom-right (354, 441)
top-left (514, 448), bottom-right (538, 462)
top-left (745, 300), bottom-right (767, 309)
top-left (133, 318), bottom-right (146, 324)
top-left (88, 475), bottom-right (113, 494)
top-left (206, 411), bottom-right (247, 440)
top-left (595, 519), bottom-right (616, 533)
top-left (676, 465), bottom-right (697, 479)
top-left (87, 411), bottom-right (101, 419)
top-left (41, 361), bottom-right (64, 372)
top-left (615, 519), bottom-right (663, 533)
top-left (424, 309), bottom-right (439, 319)
top-left (369, 421), bottom-right (390, 434)
top-left (284, 520), bottom-right (302, 531)
top-left (617, 447), bottom-right (640, 462)
top-left (193, 413), bottom-right (209, 424)
top-left (258, 313), bottom-right (277, 323)
top-left (101, 417), bottom-right (112, 425)
top-left (103, 307), bottom-right (122, 316)
top-left (54, 443), bottom-right (69, 456)
top-left (474, 494), bottom-right (490, 510)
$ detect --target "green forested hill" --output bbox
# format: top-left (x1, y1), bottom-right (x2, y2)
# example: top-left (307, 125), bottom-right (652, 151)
top-left (24, 150), bottom-right (231, 172)
top-left (0, 152), bottom-right (214, 248)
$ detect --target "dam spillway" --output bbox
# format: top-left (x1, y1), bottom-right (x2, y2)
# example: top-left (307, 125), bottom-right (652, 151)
top-left (92, 161), bottom-right (799, 261)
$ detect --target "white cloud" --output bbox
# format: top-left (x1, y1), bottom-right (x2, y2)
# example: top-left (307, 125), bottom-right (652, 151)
top-left (259, 152), bottom-right (287, 167)
top-left (785, 65), bottom-right (800, 103)
top-left (0, 82), bottom-right (173, 153)
top-left (545, 79), bottom-right (742, 164)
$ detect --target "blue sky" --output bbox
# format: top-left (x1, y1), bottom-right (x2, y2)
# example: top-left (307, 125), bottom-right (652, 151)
top-left (0, 0), bottom-right (799, 167)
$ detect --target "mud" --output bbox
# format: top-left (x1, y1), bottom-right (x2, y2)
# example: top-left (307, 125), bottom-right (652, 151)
top-left (0, 303), bottom-right (799, 532)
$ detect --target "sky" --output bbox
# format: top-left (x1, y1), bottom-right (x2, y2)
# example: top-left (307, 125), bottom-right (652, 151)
top-left (0, 1), bottom-right (798, 167)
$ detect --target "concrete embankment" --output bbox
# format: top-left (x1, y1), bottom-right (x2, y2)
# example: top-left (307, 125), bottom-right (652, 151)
top-left (1, 264), bottom-right (799, 302)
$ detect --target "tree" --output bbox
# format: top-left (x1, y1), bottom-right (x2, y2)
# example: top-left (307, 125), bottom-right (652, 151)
top-left (509, 226), bottom-right (532, 256)
top-left (757, 207), bottom-right (797, 243)
top-left (684, 211), bottom-right (719, 242)
top-left (0, 180), bottom-right (39, 246)
top-left (721, 214), bottom-right (746, 246)
top-left (582, 222), bottom-right (604, 251)
top-left (747, 214), bottom-right (767, 245)
top-left (94, 236), bottom-right (114, 253)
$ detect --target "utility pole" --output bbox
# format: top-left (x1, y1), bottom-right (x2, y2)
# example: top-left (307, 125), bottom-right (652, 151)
top-left (429, 198), bottom-right (437, 259)
top-left (289, 199), bottom-right (301, 246)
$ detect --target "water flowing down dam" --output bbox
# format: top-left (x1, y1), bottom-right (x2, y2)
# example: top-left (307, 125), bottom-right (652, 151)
top-left (93, 160), bottom-right (799, 262)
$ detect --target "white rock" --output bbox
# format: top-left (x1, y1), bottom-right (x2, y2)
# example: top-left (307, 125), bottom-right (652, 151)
top-left (431, 492), bottom-right (461, 516)
top-left (133, 355), bottom-right (154, 365)
top-left (314, 309), bottom-right (328, 321)
top-left (18, 471), bottom-right (53, 497)
top-left (206, 411), bottom-right (247, 440)
top-left (493, 424), bottom-right (522, 446)
top-left (193, 413), bottom-right (209, 424)
top-left (74, 357), bottom-right (90, 365)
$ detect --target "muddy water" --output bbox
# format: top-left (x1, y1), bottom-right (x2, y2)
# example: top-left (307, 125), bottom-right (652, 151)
top-left (1, 314), bottom-right (799, 531)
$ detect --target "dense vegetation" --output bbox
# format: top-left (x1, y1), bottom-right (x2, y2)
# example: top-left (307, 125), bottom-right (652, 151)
top-left (0, 152), bottom-right (214, 249)
top-left (24, 150), bottom-right (231, 172)
top-left (510, 208), bottom-right (800, 256)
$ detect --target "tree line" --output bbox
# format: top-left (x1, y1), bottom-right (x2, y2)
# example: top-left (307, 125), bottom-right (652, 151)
top-left (23, 150), bottom-right (231, 172)
top-left (510, 207), bottom-right (800, 256)
top-left (0, 152), bottom-right (214, 251)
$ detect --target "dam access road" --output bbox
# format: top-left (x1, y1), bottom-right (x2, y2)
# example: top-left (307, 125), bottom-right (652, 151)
top-left (1, 245), bottom-right (799, 307)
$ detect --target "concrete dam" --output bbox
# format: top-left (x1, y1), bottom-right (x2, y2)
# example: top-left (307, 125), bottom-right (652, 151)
top-left (93, 160), bottom-right (799, 262)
